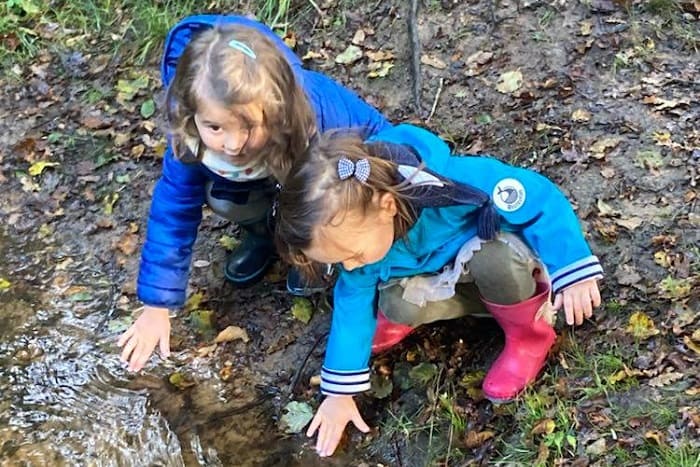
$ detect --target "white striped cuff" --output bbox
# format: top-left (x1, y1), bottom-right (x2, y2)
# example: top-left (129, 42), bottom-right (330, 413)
top-left (320, 367), bottom-right (371, 395)
top-left (551, 255), bottom-right (604, 294)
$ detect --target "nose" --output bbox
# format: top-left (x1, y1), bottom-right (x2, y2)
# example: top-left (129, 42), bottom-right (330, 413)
top-left (223, 130), bottom-right (248, 155)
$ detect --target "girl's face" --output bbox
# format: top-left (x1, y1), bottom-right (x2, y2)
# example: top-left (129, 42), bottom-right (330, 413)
top-left (194, 95), bottom-right (268, 166)
top-left (304, 193), bottom-right (397, 272)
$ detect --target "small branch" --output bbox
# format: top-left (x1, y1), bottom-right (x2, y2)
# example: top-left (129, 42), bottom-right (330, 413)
top-left (408, 0), bottom-right (422, 115)
top-left (286, 330), bottom-right (328, 399)
top-left (307, 0), bottom-right (323, 16)
top-left (426, 77), bottom-right (444, 123)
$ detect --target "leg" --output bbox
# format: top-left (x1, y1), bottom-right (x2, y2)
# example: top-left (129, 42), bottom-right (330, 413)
top-left (206, 182), bottom-right (276, 285)
top-left (467, 233), bottom-right (556, 402)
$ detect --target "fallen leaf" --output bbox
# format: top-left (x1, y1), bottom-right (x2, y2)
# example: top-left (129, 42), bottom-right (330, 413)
top-left (309, 375), bottom-right (321, 386)
top-left (585, 437), bottom-right (607, 456)
top-left (626, 311), bottom-right (660, 340)
top-left (420, 54), bottom-right (447, 69)
top-left (614, 216), bottom-right (643, 230)
top-left (590, 136), bottom-right (622, 158)
top-left (409, 362), bottom-right (438, 386)
top-left (140, 99), bottom-right (155, 119)
top-left (466, 50), bottom-right (493, 66)
top-left (658, 276), bottom-right (692, 300)
top-left (192, 260), bottom-right (210, 268)
top-left (351, 29), bottom-right (366, 45)
top-left (464, 430), bottom-right (495, 449)
top-left (643, 430), bottom-right (666, 445)
top-left (189, 309), bottom-right (214, 334)
top-left (496, 70), bottom-right (523, 94)
top-left (103, 192), bottom-right (119, 215)
top-left (370, 374), bottom-right (393, 399)
top-left (366, 50), bottom-right (395, 62)
top-left (579, 20), bottom-right (593, 36)
top-left (184, 291), bottom-right (205, 312)
top-left (28, 161), bottom-right (59, 176)
top-left (367, 61), bottom-right (394, 78)
top-left (214, 325), bottom-right (250, 343)
top-left (683, 336), bottom-right (700, 355)
top-left (116, 74), bottom-right (149, 105)
top-left (116, 233), bottom-right (139, 255)
top-left (531, 418), bottom-right (556, 436)
top-left (572, 109), bottom-right (592, 122)
top-left (196, 343), bottom-right (218, 357)
top-left (218, 234), bottom-right (240, 251)
top-left (168, 372), bottom-right (196, 390)
top-left (335, 45), bottom-right (363, 65)
top-left (596, 199), bottom-right (618, 216)
top-left (648, 371), bottom-right (684, 387)
top-left (280, 401), bottom-right (313, 433)
top-left (0, 278), bottom-right (11, 290)
top-left (282, 31), bottom-right (297, 49)
top-left (302, 50), bottom-right (327, 61)
top-left (291, 297), bottom-right (314, 324)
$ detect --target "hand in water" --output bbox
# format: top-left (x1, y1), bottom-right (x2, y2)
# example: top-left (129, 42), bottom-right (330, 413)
top-left (553, 278), bottom-right (601, 326)
top-left (118, 306), bottom-right (171, 372)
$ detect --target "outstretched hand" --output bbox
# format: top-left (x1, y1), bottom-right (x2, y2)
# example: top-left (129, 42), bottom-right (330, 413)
top-left (118, 306), bottom-right (171, 372)
top-left (306, 395), bottom-right (370, 457)
top-left (553, 278), bottom-right (601, 326)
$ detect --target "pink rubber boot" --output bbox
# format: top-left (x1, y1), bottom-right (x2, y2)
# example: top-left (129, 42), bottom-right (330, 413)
top-left (371, 310), bottom-right (415, 354)
top-left (480, 282), bottom-right (556, 402)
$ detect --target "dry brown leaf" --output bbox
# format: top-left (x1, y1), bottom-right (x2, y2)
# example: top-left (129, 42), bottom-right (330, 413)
top-left (464, 430), bottom-right (495, 449)
top-left (572, 109), bottom-right (592, 122)
top-left (116, 233), bottom-right (139, 255)
top-left (309, 375), bottom-right (322, 386)
top-left (214, 325), bottom-right (250, 343)
top-left (648, 371), bottom-right (684, 387)
top-left (531, 418), bottom-right (556, 436)
top-left (590, 136), bottom-right (622, 158)
top-left (600, 167), bottom-right (616, 178)
top-left (596, 199), bottom-right (618, 216)
top-left (196, 343), bottom-right (217, 358)
top-left (366, 50), bottom-right (395, 62)
top-left (643, 430), bottom-right (666, 445)
top-left (466, 50), bottom-right (493, 66)
top-left (420, 54), bottom-right (447, 69)
top-left (614, 216), bottom-right (643, 230)
top-left (351, 29), bottom-right (366, 45)
top-left (683, 336), bottom-right (700, 355)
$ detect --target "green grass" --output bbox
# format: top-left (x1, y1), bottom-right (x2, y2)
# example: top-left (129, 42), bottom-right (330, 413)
top-left (0, 0), bottom-right (296, 71)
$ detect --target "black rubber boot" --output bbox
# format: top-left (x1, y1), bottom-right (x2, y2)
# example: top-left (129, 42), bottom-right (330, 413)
top-left (224, 218), bottom-right (275, 286)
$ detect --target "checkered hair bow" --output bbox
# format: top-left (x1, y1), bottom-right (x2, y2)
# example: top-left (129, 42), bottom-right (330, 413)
top-left (337, 156), bottom-right (371, 183)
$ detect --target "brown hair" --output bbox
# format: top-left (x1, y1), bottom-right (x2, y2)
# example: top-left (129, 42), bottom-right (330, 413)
top-left (275, 131), bottom-right (420, 280)
top-left (165, 24), bottom-right (315, 182)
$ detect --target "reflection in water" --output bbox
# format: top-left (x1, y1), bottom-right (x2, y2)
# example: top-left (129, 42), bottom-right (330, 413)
top-left (0, 229), bottom-right (185, 466)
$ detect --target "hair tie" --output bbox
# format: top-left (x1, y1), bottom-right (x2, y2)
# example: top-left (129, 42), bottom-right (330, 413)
top-left (228, 39), bottom-right (256, 59)
top-left (338, 157), bottom-right (370, 183)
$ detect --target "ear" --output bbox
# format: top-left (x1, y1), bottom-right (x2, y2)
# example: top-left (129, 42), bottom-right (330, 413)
top-left (376, 192), bottom-right (398, 222)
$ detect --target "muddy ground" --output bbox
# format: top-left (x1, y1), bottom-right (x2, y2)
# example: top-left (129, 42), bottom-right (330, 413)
top-left (1, 0), bottom-right (698, 466)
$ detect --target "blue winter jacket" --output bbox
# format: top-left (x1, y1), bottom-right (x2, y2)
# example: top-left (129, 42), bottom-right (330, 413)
top-left (137, 15), bottom-right (389, 308)
top-left (320, 124), bottom-right (604, 396)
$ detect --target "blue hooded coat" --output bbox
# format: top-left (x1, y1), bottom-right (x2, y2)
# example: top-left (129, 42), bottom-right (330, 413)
top-left (137, 15), bottom-right (389, 308)
top-left (318, 125), bottom-right (604, 396)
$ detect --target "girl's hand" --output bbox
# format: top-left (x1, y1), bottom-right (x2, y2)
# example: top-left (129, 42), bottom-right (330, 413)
top-left (553, 278), bottom-right (601, 326)
top-left (117, 306), bottom-right (171, 372)
top-left (306, 395), bottom-right (370, 457)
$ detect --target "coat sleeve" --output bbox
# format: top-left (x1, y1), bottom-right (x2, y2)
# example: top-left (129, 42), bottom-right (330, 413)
top-left (299, 69), bottom-right (390, 137)
top-left (443, 156), bottom-right (604, 294)
top-left (136, 148), bottom-right (208, 308)
top-left (320, 270), bottom-right (378, 396)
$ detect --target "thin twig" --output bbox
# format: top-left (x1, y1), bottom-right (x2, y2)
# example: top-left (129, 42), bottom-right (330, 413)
top-left (287, 330), bottom-right (329, 399)
top-left (307, 0), bottom-right (323, 16)
top-left (408, 0), bottom-right (422, 115)
top-left (426, 77), bottom-right (444, 123)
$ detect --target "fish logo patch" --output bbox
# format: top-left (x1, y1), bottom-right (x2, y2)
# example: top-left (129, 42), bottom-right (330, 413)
top-left (493, 178), bottom-right (526, 212)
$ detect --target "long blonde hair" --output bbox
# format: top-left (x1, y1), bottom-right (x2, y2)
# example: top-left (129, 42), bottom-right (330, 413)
top-left (165, 24), bottom-right (315, 182)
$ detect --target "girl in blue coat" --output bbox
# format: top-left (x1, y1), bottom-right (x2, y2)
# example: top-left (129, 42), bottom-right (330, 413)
top-left (275, 124), bottom-right (603, 457)
top-left (118, 15), bottom-right (389, 372)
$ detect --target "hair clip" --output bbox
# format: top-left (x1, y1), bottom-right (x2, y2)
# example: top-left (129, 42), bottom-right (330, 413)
top-left (338, 156), bottom-right (370, 183)
top-left (228, 39), bottom-right (256, 59)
